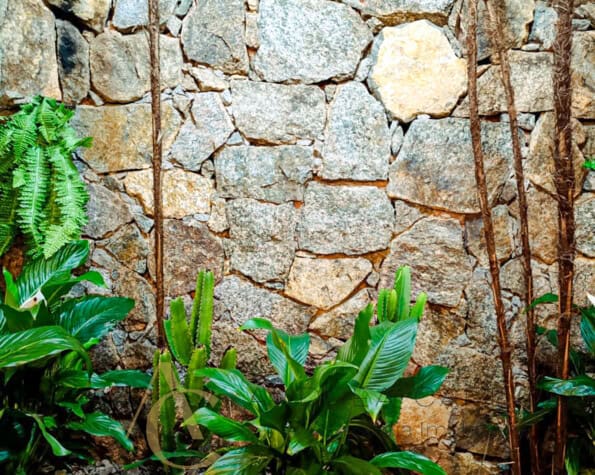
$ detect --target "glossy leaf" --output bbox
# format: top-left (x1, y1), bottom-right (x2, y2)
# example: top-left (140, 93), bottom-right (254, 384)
top-left (191, 407), bottom-right (257, 443)
top-left (332, 456), bottom-right (382, 475)
top-left (29, 413), bottom-right (71, 457)
top-left (205, 447), bottom-right (273, 475)
top-left (525, 293), bottom-right (558, 313)
top-left (66, 412), bottom-right (133, 451)
top-left (580, 306), bottom-right (595, 355)
top-left (539, 375), bottom-right (595, 397)
top-left (370, 451), bottom-right (446, 475)
top-left (386, 365), bottom-right (449, 399)
top-left (337, 305), bottom-right (372, 365)
top-left (58, 369), bottom-right (150, 389)
top-left (351, 386), bottom-right (387, 422)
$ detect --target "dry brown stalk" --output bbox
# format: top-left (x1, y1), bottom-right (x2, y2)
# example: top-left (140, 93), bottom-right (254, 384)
top-left (551, 0), bottom-right (576, 471)
top-left (148, 0), bottom-right (165, 349)
top-left (466, 1), bottom-right (522, 473)
top-left (484, 1), bottom-right (540, 472)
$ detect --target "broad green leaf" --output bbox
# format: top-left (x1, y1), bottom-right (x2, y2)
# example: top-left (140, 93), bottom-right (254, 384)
top-left (267, 329), bottom-right (308, 387)
top-left (386, 365), bottom-right (449, 399)
top-left (332, 456), bottom-right (382, 475)
top-left (525, 293), bottom-right (558, 313)
top-left (538, 375), bottom-right (595, 397)
top-left (580, 307), bottom-right (595, 354)
top-left (287, 428), bottom-right (317, 455)
top-left (3, 268), bottom-right (18, 307)
top-left (351, 386), bottom-right (387, 422)
top-left (371, 451), bottom-right (446, 475)
top-left (43, 270), bottom-right (105, 308)
top-left (205, 447), bottom-right (273, 475)
top-left (191, 407), bottom-right (258, 443)
top-left (337, 305), bottom-right (373, 365)
top-left (57, 296), bottom-right (134, 344)
top-left (164, 297), bottom-right (192, 365)
top-left (29, 413), bottom-right (71, 457)
top-left (196, 368), bottom-right (275, 415)
top-left (0, 326), bottom-right (90, 369)
top-left (0, 304), bottom-right (33, 332)
top-left (381, 397), bottom-right (402, 436)
top-left (517, 398), bottom-right (556, 429)
top-left (16, 240), bottom-right (89, 306)
top-left (565, 439), bottom-right (581, 475)
top-left (394, 266), bottom-right (411, 321)
top-left (240, 317), bottom-right (274, 331)
top-left (353, 318), bottom-right (418, 392)
top-left (58, 369), bottom-right (151, 389)
top-left (66, 412), bottom-right (133, 451)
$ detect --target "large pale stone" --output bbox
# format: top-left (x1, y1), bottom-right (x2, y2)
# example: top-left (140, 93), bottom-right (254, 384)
top-left (387, 118), bottom-right (513, 213)
top-left (47, 0), bottom-right (110, 32)
top-left (113, 0), bottom-right (176, 30)
top-left (380, 217), bottom-right (472, 307)
top-left (455, 52), bottom-right (553, 116)
top-left (181, 0), bottom-right (248, 74)
top-left (322, 82), bottom-right (391, 180)
top-left (529, 2), bottom-right (557, 50)
top-left (285, 257), bottom-right (372, 309)
top-left (215, 146), bottom-right (314, 203)
top-left (170, 93), bottom-right (234, 171)
top-left (56, 20), bottom-right (90, 104)
top-left (298, 183), bottom-right (394, 255)
top-left (452, 403), bottom-right (509, 458)
top-left (525, 112), bottom-right (586, 195)
top-left (72, 103), bottom-right (181, 173)
top-left (309, 289), bottom-right (371, 340)
top-left (163, 220), bottom-right (224, 295)
top-left (576, 194), bottom-right (595, 258)
top-left (0, 0), bottom-right (61, 104)
top-left (124, 169), bottom-right (214, 219)
top-left (341, 0), bottom-right (455, 25)
top-left (395, 396), bottom-right (451, 446)
top-left (99, 223), bottom-right (149, 275)
top-left (226, 199), bottom-right (297, 283)
top-left (231, 81), bottom-right (326, 144)
top-left (449, 0), bottom-right (535, 60)
top-left (90, 31), bottom-right (183, 103)
top-left (466, 205), bottom-right (515, 266)
top-left (85, 184), bottom-right (132, 239)
top-left (254, 0), bottom-right (372, 83)
top-left (368, 21), bottom-right (467, 122)
top-left (572, 32), bottom-right (595, 119)
top-left (525, 187), bottom-right (558, 264)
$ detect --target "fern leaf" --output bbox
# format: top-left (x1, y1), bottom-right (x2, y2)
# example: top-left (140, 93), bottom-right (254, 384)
top-left (0, 189), bottom-right (18, 257)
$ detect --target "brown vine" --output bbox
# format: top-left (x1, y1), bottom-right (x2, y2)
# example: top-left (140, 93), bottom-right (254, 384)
top-left (465, 1), bottom-right (522, 474)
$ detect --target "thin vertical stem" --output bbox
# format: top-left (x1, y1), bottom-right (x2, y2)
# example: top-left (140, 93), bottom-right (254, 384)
top-left (484, 1), bottom-right (540, 472)
top-left (466, 1), bottom-right (522, 474)
top-left (148, 0), bottom-right (165, 350)
top-left (552, 0), bottom-right (575, 471)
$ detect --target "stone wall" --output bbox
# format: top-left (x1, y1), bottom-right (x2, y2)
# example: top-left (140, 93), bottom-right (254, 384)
top-left (1, 0), bottom-right (594, 472)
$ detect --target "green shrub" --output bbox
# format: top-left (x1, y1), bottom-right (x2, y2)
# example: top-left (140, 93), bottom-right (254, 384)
top-left (0, 240), bottom-right (150, 474)
top-left (0, 96), bottom-right (91, 259)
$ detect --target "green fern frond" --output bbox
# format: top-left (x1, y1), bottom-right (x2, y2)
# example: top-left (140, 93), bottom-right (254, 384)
top-left (0, 190), bottom-right (18, 256)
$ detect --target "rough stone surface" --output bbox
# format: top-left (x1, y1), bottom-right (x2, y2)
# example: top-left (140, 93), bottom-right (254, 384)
top-left (393, 200), bottom-right (425, 235)
top-left (90, 31), bottom-right (182, 103)
top-left (181, 0), bottom-right (248, 74)
top-left (309, 289), bottom-right (371, 339)
top-left (342, 0), bottom-right (455, 25)
top-left (368, 21), bottom-right (467, 122)
top-left (226, 199), bottom-right (297, 283)
top-left (215, 146), bottom-right (314, 203)
top-left (254, 0), bottom-right (372, 83)
top-left (0, 0), bottom-right (61, 104)
top-left (455, 52), bottom-right (553, 116)
top-left (298, 183), bottom-right (394, 255)
top-left (170, 93), bottom-right (234, 171)
top-left (395, 396), bottom-right (451, 446)
top-left (124, 169), bottom-right (214, 218)
top-left (112, 0), bottom-right (176, 30)
top-left (190, 67), bottom-right (229, 92)
top-left (529, 2), bottom-right (557, 50)
top-left (576, 194), bottom-right (595, 257)
top-left (72, 103), bottom-right (181, 173)
top-left (572, 32), bottom-right (595, 118)
top-left (322, 82), bottom-right (391, 180)
top-left (98, 224), bottom-right (149, 275)
top-left (525, 187), bottom-right (558, 264)
top-left (285, 257), bottom-right (372, 309)
top-left (56, 20), bottom-right (90, 104)
top-left (526, 112), bottom-right (586, 195)
top-left (85, 184), bottom-right (132, 239)
top-left (47, 0), bottom-right (110, 32)
top-left (387, 118), bottom-right (513, 213)
top-left (380, 217), bottom-right (471, 307)
top-left (231, 81), bottom-right (326, 144)
top-left (466, 205), bottom-right (515, 266)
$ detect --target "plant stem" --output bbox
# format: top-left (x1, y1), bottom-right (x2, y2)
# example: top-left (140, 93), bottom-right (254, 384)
top-left (552, 0), bottom-right (575, 471)
top-left (465, 1), bottom-right (522, 474)
top-left (148, 0), bottom-right (165, 350)
top-left (483, 1), bottom-right (540, 472)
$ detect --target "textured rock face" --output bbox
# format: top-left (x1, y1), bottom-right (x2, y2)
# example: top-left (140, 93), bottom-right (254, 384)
top-left (254, 0), bottom-right (372, 83)
top-left (47, 0), bottom-right (110, 32)
top-left (56, 20), bottom-right (90, 104)
top-left (124, 169), bottom-right (214, 218)
top-left (170, 93), bottom-right (234, 171)
top-left (231, 81), bottom-right (326, 144)
top-left (369, 21), bottom-right (467, 122)
top-left (215, 146), bottom-right (314, 203)
top-left (342, 0), bottom-right (455, 25)
top-left (572, 32), bottom-right (595, 118)
top-left (85, 184), bottom-right (132, 239)
top-left (226, 199), bottom-right (297, 283)
top-left (309, 289), bottom-right (371, 339)
top-left (576, 194), bottom-right (595, 257)
top-left (181, 0), bottom-right (248, 74)
top-left (298, 183), bottom-right (394, 255)
top-left (380, 217), bottom-right (472, 307)
top-left (113, 0), bottom-right (177, 30)
top-left (0, 0), bottom-right (61, 104)
top-left (90, 31), bottom-right (182, 103)
top-left (322, 82), bottom-right (391, 180)
top-left (72, 103), bottom-right (181, 172)
top-left (285, 257), bottom-right (372, 309)
top-left (466, 205), bottom-right (515, 266)
top-left (395, 396), bottom-right (451, 445)
top-left (525, 187), bottom-right (558, 264)
top-left (387, 118), bottom-right (513, 213)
